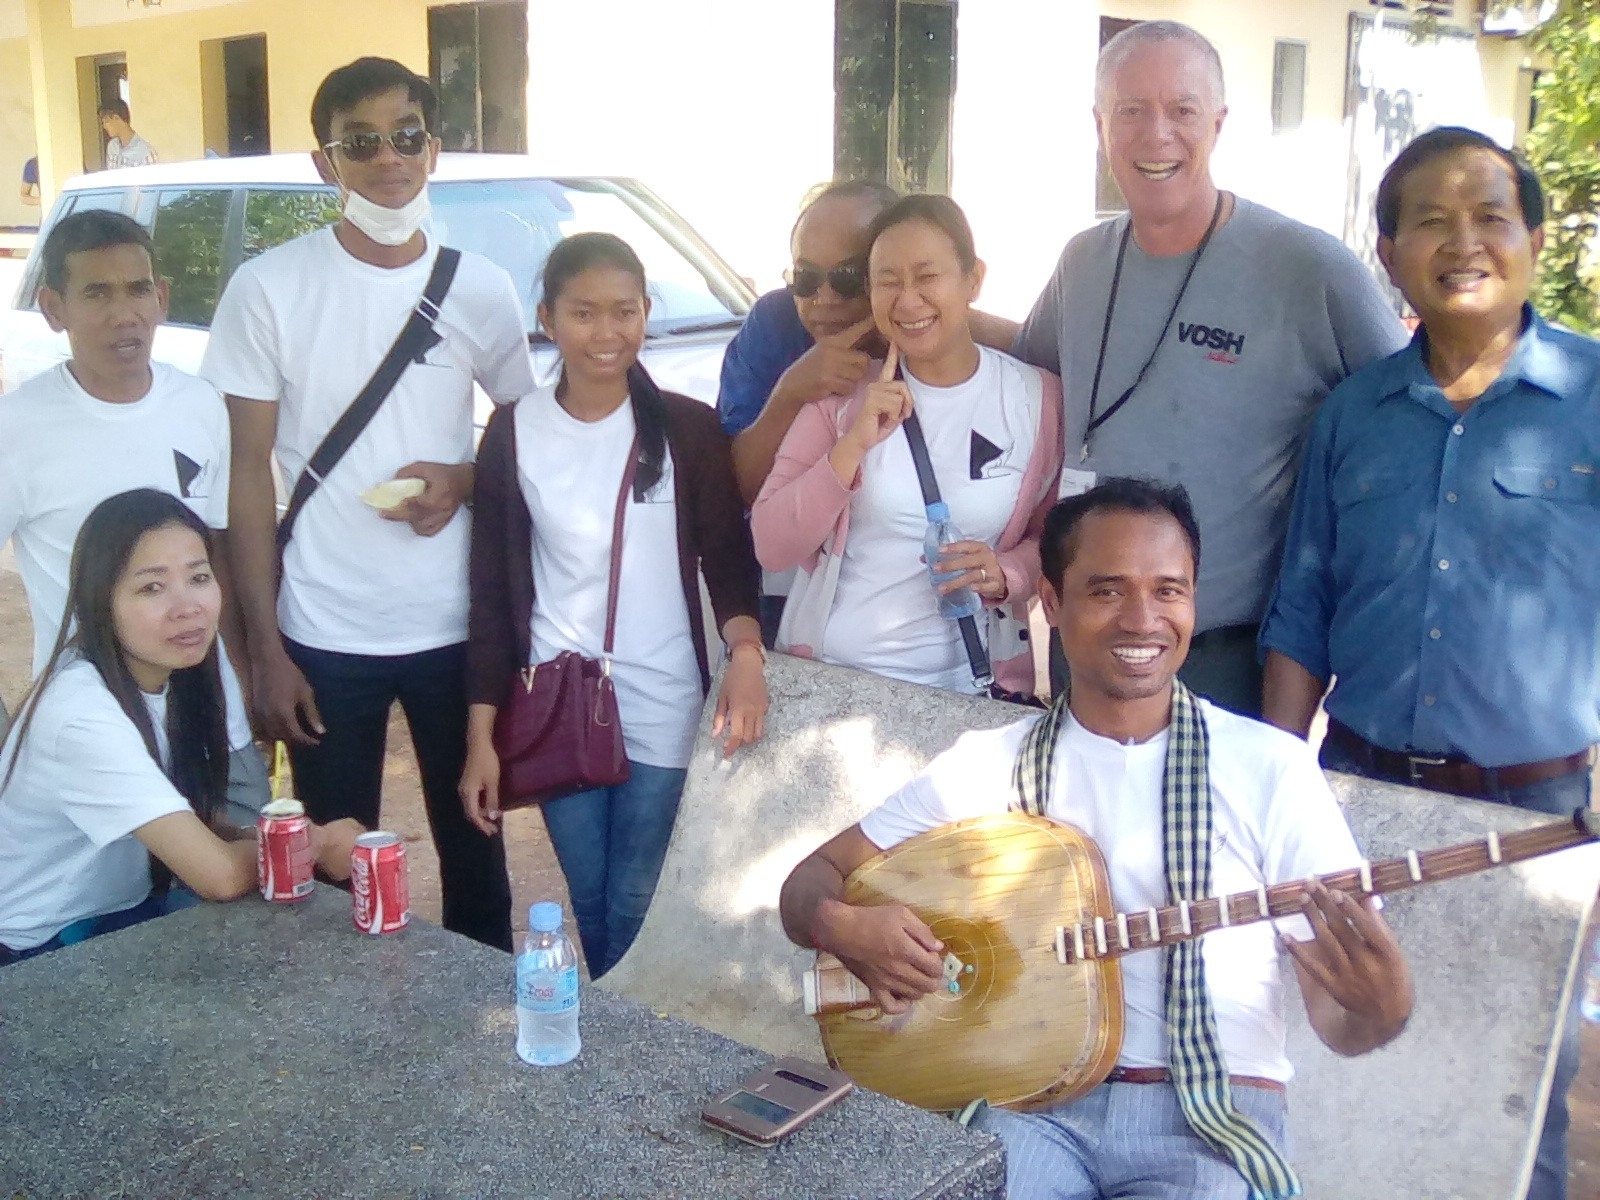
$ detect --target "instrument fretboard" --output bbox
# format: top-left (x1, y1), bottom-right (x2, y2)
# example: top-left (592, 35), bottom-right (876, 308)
top-left (1056, 808), bottom-right (1599, 964)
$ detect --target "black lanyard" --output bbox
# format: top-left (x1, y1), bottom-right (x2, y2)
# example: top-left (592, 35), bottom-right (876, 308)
top-left (1082, 191), bottom-right (1226, 462)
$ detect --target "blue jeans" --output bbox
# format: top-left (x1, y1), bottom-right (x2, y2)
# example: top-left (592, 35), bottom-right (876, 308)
top-left (540, 760), bottom-right (687, 978)
top-left (1321, 739), bottom-right (1588, 1200)
top-left (0, 886), bottom-right (202, 967)
top-left (972, 1081), bottom-right (1289, 1199)
top-left (285, 639), bottom-right (513, 952)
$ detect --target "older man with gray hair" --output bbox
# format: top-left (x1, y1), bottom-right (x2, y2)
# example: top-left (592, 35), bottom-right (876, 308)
top-left (1008, 20), bottom-right (1406, 716)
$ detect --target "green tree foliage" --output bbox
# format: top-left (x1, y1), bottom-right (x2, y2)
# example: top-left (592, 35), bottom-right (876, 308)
top-left (1525, 0), bottom-right (1600, 332)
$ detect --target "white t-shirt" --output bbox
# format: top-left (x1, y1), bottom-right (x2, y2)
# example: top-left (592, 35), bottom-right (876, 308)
top-left (857, 699), bottom-right (1367, 1083)
top-left (106, 134), bottom-right (158, 169)
top-left (0, 362), bottom-right (252, 751)
top-left (514, 390), bottom-right (702, 769)
top-left (201, 229), bottom-right (534, 655)
top-left (0, 658), bottom-right (191, 950)
top-left (821, 347), bottom-right (1038, 693)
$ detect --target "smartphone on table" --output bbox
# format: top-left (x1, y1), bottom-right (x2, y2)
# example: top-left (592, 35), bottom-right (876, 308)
top-left (700, 1056), bottom-right (855, 1147)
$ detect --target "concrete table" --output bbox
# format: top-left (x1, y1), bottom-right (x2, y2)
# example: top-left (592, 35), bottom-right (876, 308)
top-left (0, 889), bottom-right (1002, 1199)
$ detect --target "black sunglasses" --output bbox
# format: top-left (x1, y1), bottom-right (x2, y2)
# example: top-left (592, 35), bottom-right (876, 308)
top-left (323, 126), bottom-right (431, 163)
top-left (785, 259), bottom-right (868, 300)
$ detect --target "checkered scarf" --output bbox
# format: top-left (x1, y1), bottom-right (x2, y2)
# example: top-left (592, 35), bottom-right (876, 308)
top-left (1011, 681), bottom-right (1301, 1200)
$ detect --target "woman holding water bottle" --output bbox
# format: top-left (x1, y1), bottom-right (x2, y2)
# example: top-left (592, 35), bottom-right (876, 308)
top-left (0, 490), bottom-right (362, 966)
top-left (752, 194), bottom-right (1063, 700)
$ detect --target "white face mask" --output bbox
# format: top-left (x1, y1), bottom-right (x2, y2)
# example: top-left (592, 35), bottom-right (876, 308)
top-left (340, 182), bottom-right (431, 247)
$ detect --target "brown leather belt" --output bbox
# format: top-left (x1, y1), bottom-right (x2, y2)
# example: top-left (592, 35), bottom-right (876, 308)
top-left (1105, 1066), bottom-right (1286, 1095)
top-left (1325, 720), bottom-right (1593, 799)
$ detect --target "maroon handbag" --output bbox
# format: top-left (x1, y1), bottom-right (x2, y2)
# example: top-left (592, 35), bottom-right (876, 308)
top-left (492, 441), bottom-right (638, 810)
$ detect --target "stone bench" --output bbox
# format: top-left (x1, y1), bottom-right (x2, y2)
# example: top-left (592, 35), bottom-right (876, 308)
top-left (603, 652), bottom-right (1600, 1199)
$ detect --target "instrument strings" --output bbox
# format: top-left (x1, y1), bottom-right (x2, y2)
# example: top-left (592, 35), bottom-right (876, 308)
top-left (1058, 817), bottom-right (1594, 964)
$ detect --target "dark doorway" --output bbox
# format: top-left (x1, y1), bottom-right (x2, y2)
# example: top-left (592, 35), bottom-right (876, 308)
top-left (429, 1), bottom-right (529, 153)
top-left (224, 36), bottom-right (270, 156)
top-left (834, 0), bottom-right (957, 194)
top-left (94, 55), bottom-right (128, 170)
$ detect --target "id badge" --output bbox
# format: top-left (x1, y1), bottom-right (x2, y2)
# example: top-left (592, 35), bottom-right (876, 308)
top-left (1058, 467), bottom-right (1097, 498)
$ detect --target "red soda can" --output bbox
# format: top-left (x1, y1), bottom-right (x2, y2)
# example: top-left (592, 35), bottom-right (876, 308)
top-left (257, 798), bottom-right (314, 902)
top-left (351, 831), bottom-right (410, 934)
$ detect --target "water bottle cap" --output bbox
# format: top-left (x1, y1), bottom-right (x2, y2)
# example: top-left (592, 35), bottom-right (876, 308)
top-left (528, 901), bottom-right (564, 933)
top-left (926, 501), bottom-right (950, 522)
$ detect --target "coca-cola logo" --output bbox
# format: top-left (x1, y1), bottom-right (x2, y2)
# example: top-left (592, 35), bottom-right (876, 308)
top-left (353, 857), bottom-right (375, 926)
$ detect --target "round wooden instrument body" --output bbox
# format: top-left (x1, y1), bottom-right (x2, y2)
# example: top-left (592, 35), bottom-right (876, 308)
top-left (816, 811), bottom-right (1124, 1112)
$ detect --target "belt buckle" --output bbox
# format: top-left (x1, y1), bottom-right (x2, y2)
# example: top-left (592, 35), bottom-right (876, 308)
top-left (1405, 753), bottom-right (1448, 782)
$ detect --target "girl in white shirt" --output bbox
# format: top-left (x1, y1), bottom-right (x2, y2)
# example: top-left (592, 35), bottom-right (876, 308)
top-left (461, 233), bottom-right (767, 977)
top-left (0, 489), bottom-right (360, 963)
top-left (752, 195), bottom-right (1063, 698)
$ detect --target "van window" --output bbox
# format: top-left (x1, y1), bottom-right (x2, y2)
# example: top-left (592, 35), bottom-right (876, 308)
top-left (150, 188), bottom-right (232, 328)
top-left (17, 190), bottom-right (134, 309)
top-left (243, 188), bottom-right (340, 262)
top-left (430, 179), bottom-right (745, 337)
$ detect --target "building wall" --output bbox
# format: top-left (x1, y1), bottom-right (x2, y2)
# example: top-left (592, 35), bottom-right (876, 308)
top-left (1, 0), bottom-right (1535, 312)
top-left (23, 0), bottom-right (427, 193)
top-left (0, 32), bottom-right (37, 230)
top-left (957, 0), bottom-right (1530, 316)
top-left (523, 0), bottom-right (835, 293)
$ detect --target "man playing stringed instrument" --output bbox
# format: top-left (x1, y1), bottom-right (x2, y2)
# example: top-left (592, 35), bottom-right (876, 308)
top-left (780, 478), bottom-right (1414, 1200)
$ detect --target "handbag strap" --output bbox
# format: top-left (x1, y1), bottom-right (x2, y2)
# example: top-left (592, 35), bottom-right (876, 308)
top-left (602, 436), bottom-right (641, 657)
top-left (901, 410), bottom-right (993, 690)
top-left (276, 246), bottom-right (463, 557)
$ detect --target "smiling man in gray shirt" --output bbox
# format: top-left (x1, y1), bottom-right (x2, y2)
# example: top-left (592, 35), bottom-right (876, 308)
top-left (1011, 20), bottom-right (1405, 715)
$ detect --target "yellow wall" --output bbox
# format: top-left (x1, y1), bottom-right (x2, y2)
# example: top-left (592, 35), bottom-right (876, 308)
top-left (26, 0), bottom-right (430, 193)
top-left (0, 35), bottom-right (36, 228)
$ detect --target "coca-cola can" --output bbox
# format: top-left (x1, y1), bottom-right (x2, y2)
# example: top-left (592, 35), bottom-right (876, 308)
top-left (351, 831), bottom-right (410, 934)
top-left (257, 798), bottom-right (314, 902)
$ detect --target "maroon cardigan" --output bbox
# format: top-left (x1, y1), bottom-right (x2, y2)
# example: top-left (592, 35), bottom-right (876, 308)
top-left (466, 391), bottom-right (760, 709)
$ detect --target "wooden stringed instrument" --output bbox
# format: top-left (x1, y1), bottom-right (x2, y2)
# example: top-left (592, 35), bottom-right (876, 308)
top-left (800, 806), bottom-right (1600, 1113)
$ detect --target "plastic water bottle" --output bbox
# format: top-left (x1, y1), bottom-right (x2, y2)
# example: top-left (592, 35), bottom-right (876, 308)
top-left (515, 901), bottom-right (581, 1066)
top-left (924, 501), bottom-right (982, 620)
top-left (1582, 931), bottom-right (1600, 1023)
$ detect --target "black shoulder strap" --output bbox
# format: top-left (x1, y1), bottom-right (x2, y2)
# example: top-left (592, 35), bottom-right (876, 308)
top-left (275, 246), bottom-right (462, 557)
top-left (901, 410), bottom-right (993, 691)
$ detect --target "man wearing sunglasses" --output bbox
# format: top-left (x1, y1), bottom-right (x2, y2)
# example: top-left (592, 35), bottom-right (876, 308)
top-left (720, 181), bottom-right (898, 509)
top-left (716, 181), bottom-right (896, 643)
top-left (202, 57), bottom-right (534, 953)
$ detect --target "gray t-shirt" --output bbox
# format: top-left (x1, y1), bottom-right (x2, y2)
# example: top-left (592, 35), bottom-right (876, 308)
top-left (1015, 197), bottom-right (1406, 632)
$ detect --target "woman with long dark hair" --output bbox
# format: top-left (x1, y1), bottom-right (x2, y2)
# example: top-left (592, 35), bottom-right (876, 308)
top-left (0, 489), bottom-right (362, 964)
top-left (461, 232), bottom-right (766, 977)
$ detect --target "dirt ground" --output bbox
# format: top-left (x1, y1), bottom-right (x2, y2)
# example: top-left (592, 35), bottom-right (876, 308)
top-left (1, 558), bottom-right (1596, 1187)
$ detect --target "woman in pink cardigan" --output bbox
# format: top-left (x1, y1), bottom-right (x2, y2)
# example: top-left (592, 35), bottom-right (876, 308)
top-left (751, 195), bottom-right (1063, 700)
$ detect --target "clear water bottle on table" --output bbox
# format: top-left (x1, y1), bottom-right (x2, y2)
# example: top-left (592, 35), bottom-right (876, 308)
top-left (516, 901), bottom-right (582, 1066)
top-left (923, 501), bottom-right (982, 620)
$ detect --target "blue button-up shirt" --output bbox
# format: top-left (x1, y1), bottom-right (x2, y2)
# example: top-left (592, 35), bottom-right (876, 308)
top-left (1261, 310), bottom-right (1600, 766)
top-left (715, 288), bottom-right (813, 436)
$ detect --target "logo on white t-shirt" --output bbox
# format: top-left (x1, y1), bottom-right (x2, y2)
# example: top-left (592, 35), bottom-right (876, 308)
top-left (172, 449), bottom-right (215, 500)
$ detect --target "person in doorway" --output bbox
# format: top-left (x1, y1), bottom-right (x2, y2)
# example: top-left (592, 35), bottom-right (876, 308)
top-left (99, 101), bottom-right (158, 170)
top-left (0, 490), bottom-right (363, 967)
top-left (1260, 126), bottom-right (1597, 1200)
top-left (1001, 20), bottom-right (1406, 715)
top-left (20, 156), bottom-right (40, 206)
top-left (0, 210), bottom-right (268, 828)
top-left (460, 232), bottom-right (766, 978)
top-left (203, 57), bottom-right (532, 952)
top-left (752, 194), bottom-right (1062, 700)
top-left (780, 478), bottom-right (1413, 1200)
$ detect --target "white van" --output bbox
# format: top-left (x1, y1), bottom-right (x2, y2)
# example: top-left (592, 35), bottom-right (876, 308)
top-left (0, 154), bottom-right (754, 417)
